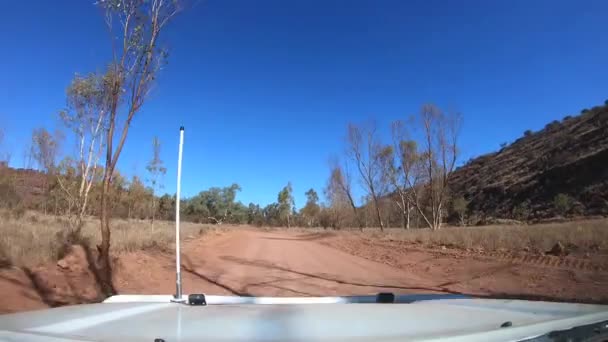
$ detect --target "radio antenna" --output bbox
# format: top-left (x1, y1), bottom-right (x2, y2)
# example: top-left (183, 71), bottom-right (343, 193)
top-left (173, 126), bottom-right (185, 302)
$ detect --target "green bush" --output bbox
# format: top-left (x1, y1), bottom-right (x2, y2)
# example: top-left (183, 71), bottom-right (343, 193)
top-left (553, 193), bottom-right (573, 216)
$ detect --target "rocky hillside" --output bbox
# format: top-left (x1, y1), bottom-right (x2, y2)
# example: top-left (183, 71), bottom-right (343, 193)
top-left (451, 103), bottom-right (608, 221)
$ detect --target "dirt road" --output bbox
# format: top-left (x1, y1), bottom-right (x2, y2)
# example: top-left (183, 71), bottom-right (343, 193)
top-left (177, 230), bottom-right (438, 297)
top-left (116, 229), bottom-right (608, 302)
top-left (1, 229), bottom-right (607, 313)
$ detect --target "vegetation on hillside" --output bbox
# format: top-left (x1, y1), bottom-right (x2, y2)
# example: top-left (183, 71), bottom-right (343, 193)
top-left (450, 102), bottom-right (608, 223)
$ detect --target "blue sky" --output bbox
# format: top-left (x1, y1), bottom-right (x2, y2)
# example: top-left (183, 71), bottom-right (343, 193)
top-left (1, 0), bottom-right (607, 208)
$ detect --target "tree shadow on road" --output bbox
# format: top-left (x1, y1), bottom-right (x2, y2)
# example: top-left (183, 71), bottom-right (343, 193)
top-left (241, 276), bottom-right (317, 296)
top-left (181, 255), bottom-right (251, 296)
top-left (259, 232), bottom-right (336, 242)
top-left (220, 255), bottom-right (608, 304)
top-left (220, 255), bottom-right (459, 294)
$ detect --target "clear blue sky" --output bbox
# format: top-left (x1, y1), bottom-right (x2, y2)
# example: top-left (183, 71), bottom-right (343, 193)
top-left (1, 0), bottom-right (607, 208)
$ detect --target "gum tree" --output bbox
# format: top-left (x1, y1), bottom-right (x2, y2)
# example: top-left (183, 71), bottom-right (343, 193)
top-left (96, 0), bottom-right (182, 294)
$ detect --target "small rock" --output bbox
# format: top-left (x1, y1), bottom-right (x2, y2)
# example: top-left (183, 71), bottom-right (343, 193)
top-left (546, 242), bottom-right (567, 256)
top-left (441, 246), bottom-right (447, 250)
top-left (56, 245), bottom-right (88, 272)
top-left (57, 259), bottom-right (69, 270)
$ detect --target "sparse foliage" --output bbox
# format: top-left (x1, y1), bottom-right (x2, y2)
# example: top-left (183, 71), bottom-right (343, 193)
top-left (96, 0), bottom-right (182, 294)
top-left (512, 200), bottom-right (531, 221)
top-left (0, 128), bottom-right (11, 164)
top-left (126, 175), bottom-right (149, 219)
top-left (346, 122), bottom-right (388, 230)
top-left (325, 160), bottom-right (362, 229)
top-left (31, 128), bottom-right (62, 174)
top-left (58, 73), bottom-right (109, 232)
top-left (451, 196), bottom-right (469, 226)
top-left (277, 182), bottom-right (295, 227)
top-left (387, 120), bottom-right (422, 229)
top-left (300, 188), bottom-right (320, 227)
top-left (30, 128), bottom-right (63, 215)
top-left (553, 193), bottom-right (573, 216)
top-left (413, 104), bottom-right (462, 230)
top-left (22, 142), bottom-right (34, 169)
top-left (146, 136), bottom-right (166, 224)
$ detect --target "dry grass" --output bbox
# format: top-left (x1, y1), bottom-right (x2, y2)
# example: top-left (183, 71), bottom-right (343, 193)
top-left (244, 220), bottom-right (608, 254)
top-left (2, 210), bottom-right (606, 267)
top-left (0, 210), bottom-right (215, 267)
top-left (363, 219), bottom-right (608, 253)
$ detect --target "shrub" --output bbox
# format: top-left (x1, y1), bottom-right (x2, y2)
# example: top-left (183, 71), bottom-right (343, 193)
top-left (553, 193), bottom-right (573, 216)
top-left (581, 108), bottom-right (589, 114)
top-left (545, 120), bottom-right (560, 131)
top-left (318, 209), bottom-right (332, 229)
top-left (512, 200), bottom-right (531, 221)
top-left (451, 196), bottom-right (469, 226)
top-left (523, 130), bottom-right (533, 137)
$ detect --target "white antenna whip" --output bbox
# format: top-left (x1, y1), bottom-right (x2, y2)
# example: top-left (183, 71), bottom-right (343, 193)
top-left (173, 126), bottom-right (185, 302)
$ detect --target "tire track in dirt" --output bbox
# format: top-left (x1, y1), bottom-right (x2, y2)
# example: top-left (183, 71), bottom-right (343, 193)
top-left (472, 250), bottom-right (606, 271)
top-left (331, 238), bottom-right (608, 272)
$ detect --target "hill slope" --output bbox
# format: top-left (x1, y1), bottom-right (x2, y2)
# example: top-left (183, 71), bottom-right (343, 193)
top-left (0, 165), bottom-right (48, 209)
top-left (451, 104), bottom-right (608, 221)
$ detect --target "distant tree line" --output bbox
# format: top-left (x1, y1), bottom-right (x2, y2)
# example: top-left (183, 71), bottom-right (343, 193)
top-left (2, 91), bottom-right (606, 231)
top-left (1, 103), bottom-right (465, 231)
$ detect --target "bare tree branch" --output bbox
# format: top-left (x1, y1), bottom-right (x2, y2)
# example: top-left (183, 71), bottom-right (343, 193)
top-left (346, 122), bottom-right (386, 230)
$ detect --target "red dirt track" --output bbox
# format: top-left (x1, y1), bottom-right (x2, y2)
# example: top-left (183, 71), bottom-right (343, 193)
top-left (1, 229), bottom-right (607, 313)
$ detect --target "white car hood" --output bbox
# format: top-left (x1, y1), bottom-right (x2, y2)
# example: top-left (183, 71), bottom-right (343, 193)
top-left (0, 295), bottom-right (607, 341)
